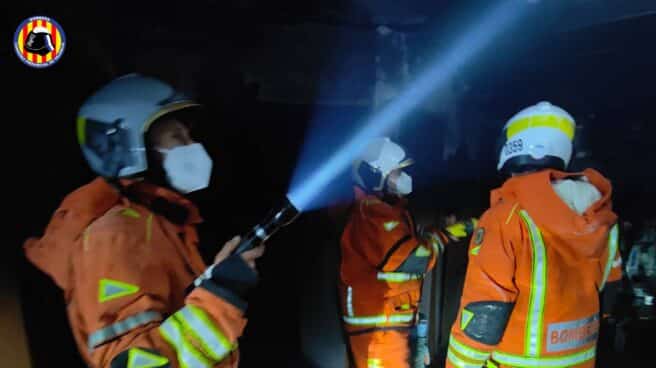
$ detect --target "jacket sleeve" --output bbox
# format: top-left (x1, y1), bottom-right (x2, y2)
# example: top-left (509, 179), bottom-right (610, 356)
top-left (76, 226), bottom-right (255, 368)
top-left (349, 199), bottom-right (437, 274)
top-left (600, 223), bottom-right (623, 319)
top-left (446, 210), bottom-right (518, 368)
top-left (601, 224), bottom-right (623, 286)
top-left (421, 218), bottom-right (479, 272)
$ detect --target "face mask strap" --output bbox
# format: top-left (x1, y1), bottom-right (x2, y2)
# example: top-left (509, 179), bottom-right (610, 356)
top-left (156, 142), bottom-right (201, 155)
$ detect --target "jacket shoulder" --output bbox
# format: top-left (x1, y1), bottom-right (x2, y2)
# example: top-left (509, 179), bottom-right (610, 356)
top-left (89, 204), bottom-right (153, 236)
top-left (480, 198), bottom-right (523, 230)
top-left (354, 196), bottom-right (401, 220)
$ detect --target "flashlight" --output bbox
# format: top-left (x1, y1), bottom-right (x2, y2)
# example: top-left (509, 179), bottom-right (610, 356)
top-left (233, 196), bottom-right (301, 255)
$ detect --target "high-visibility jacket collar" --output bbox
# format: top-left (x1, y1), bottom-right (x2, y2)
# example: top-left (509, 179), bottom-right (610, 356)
top-left (353, 186), bottom-right (408, 208)
top-left (120, 179), bottom-right (203, 227)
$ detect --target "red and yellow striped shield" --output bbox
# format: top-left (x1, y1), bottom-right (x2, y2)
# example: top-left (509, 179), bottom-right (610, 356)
top-left (14, 16), bottom-right (66, 68)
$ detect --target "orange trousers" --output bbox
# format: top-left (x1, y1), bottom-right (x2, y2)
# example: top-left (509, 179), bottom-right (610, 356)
top-left (346, 329), bottom-right (410, 368)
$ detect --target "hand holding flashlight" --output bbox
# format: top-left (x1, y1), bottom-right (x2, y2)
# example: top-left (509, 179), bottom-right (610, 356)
top-left (214, 235), bottom-right (266, 270)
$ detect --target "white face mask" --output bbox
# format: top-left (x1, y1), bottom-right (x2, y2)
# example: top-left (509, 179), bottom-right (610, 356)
top-left (389, 171), bottom-right (413, 196)
top-left (158, 143), bottom-right (213, 194)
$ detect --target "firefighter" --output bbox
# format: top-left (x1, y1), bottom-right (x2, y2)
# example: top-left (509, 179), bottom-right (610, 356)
top-left (340, 137), bottom-right (474, 368)
top-left (23, 74), bottom-right (264, 367)
top-left (445, 101), bottom-right (622, 368)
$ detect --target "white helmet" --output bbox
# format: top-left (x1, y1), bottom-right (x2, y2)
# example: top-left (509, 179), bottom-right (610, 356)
top-left (352, 137), bottom-right (414, 195)
top-left (497, 101), bottom-right (576, 174)
top-left (77, 74), bottom-right (199, 178)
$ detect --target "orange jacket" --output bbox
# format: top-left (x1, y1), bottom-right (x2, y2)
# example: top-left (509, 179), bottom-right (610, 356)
top-left (24, 178), bottom-right (255, 368)
top-left (339, 188), bottom-right (444, 334)
top-left (446, 169), bottom-right (622, 368)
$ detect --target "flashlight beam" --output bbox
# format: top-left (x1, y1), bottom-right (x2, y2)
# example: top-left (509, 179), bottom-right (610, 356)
top-left (289, 1), bottom-right (527, 211)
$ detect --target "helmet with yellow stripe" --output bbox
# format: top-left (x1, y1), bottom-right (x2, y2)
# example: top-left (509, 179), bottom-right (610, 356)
top-left (497, 101), bottom-right (576, 174)
top-left (76, 74), bottom-right (200, 178)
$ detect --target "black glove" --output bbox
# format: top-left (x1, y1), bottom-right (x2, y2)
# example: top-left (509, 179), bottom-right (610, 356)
top-left (195, 255), bottom-right (259, 311)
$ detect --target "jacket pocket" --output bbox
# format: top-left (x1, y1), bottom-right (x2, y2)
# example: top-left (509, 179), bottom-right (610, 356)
top-left (386, 288), bottom-right (421, 314)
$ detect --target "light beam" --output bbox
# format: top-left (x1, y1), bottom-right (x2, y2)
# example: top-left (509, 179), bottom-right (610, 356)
top-left (289, 1), bottom-right (528, 211)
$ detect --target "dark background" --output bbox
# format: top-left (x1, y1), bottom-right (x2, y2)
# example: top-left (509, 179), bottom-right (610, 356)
top-left (3, 0), bottom-right (656, 367)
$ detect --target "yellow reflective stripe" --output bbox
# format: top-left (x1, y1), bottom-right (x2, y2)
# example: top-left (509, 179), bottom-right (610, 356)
top-left (492, 346), bottom-right (596, 367)
top-left (176, 305), bottom-right (234, 362)
top-left (343, 313), bottom-right (414, 326)
top-left (344, 315), bottom-right (387, 325)
top-left (506, 114), bottom-right (575, 140)
top-left (368, 358), bottom-right (383, 368)
top-left (447, 350), bottom-right (483, 368)
top-left (460, 310), bottom-right (475, 330)
top-left (121, 208), bottom-right (141, 218)
top-left (83, 227), bottom-right (91, 251)
top-left (146, 214), bottom-right (153, 243)
top-left (485, 360), bottom-right (499, 368)
top-left (88, 311), bottom-right (162, 350)
top-left (415, 245), bottom-right (432, 257)
top-left (98, 279), bottom-right (140, 303)
top-left (446, 223), bottom-right (468, 238)
top-left (505, 203), bottom-right (519, 225)
top-left (449, 335), bottom-right (489, 362)
top-left (77, 116), bottom-right (87, 145)
top-left (127, 347), bottom-right (169, 368)
top-left (599, 224), bottom-right (619, 291)
top-left (384, 221), bottom-right (400, 232)
top-left (159, 317), bottom-right (213, 368)
top-left (389, 314), bottom-right (414, 323)
top-left (518, 210), bottom-right (547, 357)
top-left (376, 272), bottom-right (422, 282)
top-left (346, 286), bottom-right (354, 317)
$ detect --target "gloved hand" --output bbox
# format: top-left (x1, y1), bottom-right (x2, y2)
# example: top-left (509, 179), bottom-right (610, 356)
top-left (214, 235), bottom-right (266, 271)
top-left (414, 342), bottom-right (431, 368)
top-left (193, 236), bottom-right (265, 309)
top-left (444, 218), bottom-right (478, 242)
top-left (413, 317), bottom-right (431, 368)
